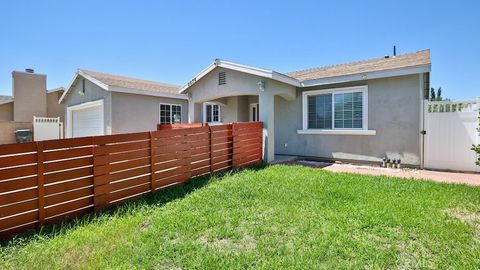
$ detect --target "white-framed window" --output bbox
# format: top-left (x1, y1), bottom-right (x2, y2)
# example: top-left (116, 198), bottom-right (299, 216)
top-left (299, 86), bottom-right (375, 135)
top-left (203, 102), bottom-right (221, 123)
top-left (159, 103), bottom-right (182, 124)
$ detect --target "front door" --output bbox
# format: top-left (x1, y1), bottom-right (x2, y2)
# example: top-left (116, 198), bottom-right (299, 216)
top-left (249, 103), bottom-right (259, 122)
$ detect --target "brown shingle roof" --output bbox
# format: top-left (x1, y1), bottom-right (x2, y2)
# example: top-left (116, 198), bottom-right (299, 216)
top-left (80, 69), bottom-right (181, 94)
top-left (286, 50), bottom-right (431, 82)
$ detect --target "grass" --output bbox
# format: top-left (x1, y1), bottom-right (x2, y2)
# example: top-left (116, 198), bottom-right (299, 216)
top-left (1, 164), bottom-right (480, 269)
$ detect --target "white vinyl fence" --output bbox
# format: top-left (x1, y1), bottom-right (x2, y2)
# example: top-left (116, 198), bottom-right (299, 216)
top-left (424, 99), bottom-right (479, 172)
top-left (33, 116), bottom-right (64, 141)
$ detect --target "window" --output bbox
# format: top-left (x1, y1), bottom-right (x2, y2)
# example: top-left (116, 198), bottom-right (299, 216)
top-left (159, 104), bottom-right (182, 124)
top-left (218, 72), bottom-right (226, 85)
top-left (302, 86), bottom-right (371, 134)
top-left (204, 103), bottom-right (221, 123)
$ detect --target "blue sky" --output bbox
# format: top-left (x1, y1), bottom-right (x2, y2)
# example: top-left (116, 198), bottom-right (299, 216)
top-left (0, 0), bottom-right (478, 99)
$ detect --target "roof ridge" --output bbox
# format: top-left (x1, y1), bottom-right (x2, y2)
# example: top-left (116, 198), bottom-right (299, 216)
top-left (79, 69), bottom-right (181, 88)
top-left (286, 49), bottom-right (430, 76)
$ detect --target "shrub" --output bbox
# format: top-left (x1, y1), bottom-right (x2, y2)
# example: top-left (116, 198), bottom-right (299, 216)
top-left (472, 110), bottom-right (480, 166)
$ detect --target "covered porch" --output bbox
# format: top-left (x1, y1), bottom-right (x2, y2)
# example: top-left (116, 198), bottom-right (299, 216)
top-left (190, 95), bottom-right (259, 124)
top-left (181, 60), bottom-right (299, 163)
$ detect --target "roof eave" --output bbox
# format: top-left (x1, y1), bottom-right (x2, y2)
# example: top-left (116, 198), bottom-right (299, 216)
top-left (59, 70), bottom-right (110, 104)
top-left (179, 60), bottom-right (301, 93)
top-left (300, 64), bottom-right (431, 87)
top-left (0, 99), bottom-right (13, 105)
top-left (48, 87), bottom-right (65, 94)
top-left (109, 86), bottom-right (188, 100)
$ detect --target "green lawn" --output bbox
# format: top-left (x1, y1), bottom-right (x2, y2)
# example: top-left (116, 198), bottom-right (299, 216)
top-left (1, 165), bottom-right (480, 269)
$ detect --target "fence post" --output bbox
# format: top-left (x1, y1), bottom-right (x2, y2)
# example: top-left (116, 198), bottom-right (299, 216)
top-left (209, 125), bottom-right (213, 173)
top-left (36, 141), bottom-right (45, 226)
top-left (182, 132), bottom-right (192, 182)
top-left (231, 123), bottom-right (238, 168)
top-left (93, 138), bottom-right (110, 212)
top-left (149, 131), bottom-right (155, 191)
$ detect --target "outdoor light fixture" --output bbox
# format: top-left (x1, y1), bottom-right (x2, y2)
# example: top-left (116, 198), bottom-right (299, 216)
top-left (258, 80), bottom-right (266, 91)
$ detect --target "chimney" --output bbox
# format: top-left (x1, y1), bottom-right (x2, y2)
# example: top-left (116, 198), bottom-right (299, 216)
top-left (12, 70), bottom-right (47, 122)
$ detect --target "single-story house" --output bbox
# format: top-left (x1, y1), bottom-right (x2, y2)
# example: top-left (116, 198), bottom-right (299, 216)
top-left (181, 50), bottom-right (431, 166)
top-left (59, 69), bottom-right (189, 137)
top-left (0, 69), bottom-right (65, 144)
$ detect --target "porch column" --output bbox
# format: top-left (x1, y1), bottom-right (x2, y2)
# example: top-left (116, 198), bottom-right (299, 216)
top-left (188, 99), bottom-right (194, 123)
top-left (259, 91), bottom-right (275, 162)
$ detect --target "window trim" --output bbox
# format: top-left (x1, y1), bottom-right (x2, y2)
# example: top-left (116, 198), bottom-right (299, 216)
top-left (158, 103), bottom-right (183, 124)
top-left (300, 85), bottom-right (375, 135)
top-left (203, 102), bottom-right (222, 124)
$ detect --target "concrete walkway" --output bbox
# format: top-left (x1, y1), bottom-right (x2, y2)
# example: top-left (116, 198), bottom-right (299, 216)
top-left (289, 160), bottom-right (480, 186)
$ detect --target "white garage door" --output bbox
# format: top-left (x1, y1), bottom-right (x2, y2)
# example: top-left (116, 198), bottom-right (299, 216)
top-left (72, 105), bottom-right (104, 137)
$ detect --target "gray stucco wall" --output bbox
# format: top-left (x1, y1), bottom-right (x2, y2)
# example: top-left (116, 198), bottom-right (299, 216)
top-left (187, 67), bottom-right (284, 124)
top-left (188, 67), bottom-right (264, 103)
top-left (63, 78), bottom-right (112, 135)
top-left (274, 74), bottom-right (422, 165)
top-left (111, 92), bottom-right (188, 134)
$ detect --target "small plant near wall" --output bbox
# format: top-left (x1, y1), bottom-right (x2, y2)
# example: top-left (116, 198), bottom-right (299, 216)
top-left (472, 110), bottom-right (480, 166)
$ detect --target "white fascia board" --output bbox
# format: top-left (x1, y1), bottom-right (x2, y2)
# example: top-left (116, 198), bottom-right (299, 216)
top-left (110, 86), bottom-right (189, 100)
top-left (219, 61), bottom-right (301, 86)
top-left (78, 70), bottom-right (110, 90)
top-left (219, 60), bottom-right (273, 77)
top-left (272, 72), bottom-right (302, 87)
top-left (179, 62), bottom-right (217, 93)
top-left (301, 64), bottom-right (432, 87)
top-left (59, 71), bottom-right (109, 104)
top-left (179, 60), bottom-right (301, 94)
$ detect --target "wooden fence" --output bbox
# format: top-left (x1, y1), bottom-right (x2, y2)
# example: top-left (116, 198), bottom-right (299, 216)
top-left (0, 122), bottom-right (263, 239)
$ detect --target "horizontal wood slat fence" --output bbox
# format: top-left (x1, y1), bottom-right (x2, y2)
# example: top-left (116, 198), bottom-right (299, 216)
top-left (0, 122), bottom-right (262, 239)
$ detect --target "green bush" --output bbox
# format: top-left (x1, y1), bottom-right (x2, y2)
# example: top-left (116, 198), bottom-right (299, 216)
top-left (472, 110), bottom-right (480, 166)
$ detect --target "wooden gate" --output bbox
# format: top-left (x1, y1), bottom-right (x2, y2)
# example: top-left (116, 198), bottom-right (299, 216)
top-left (423, 99), bottom-right (479, 172)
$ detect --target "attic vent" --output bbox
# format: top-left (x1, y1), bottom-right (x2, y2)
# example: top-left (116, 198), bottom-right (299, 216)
top-left (218, 72), bottom-right (226, 85)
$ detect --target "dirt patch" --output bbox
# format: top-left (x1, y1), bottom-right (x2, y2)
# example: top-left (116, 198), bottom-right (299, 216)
top-left (139, 219), bottom-right (152, 232)
top-left (198, 234), bottom-right (256, 253)
top-left (444, 207), bottom-right (480, 243)
top-left (444, 207), bottom-right (480, 223)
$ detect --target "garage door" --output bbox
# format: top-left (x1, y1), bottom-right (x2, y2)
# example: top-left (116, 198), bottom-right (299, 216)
top-left (72, 105), bottom-right (104, 137)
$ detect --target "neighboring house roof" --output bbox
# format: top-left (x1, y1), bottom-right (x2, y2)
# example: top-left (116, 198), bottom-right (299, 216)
top-left (180, 49), bottom-right (431, 93)
top-left (60, 69), bottom-right (187, 103)
top-left (47, 87), bottom-right (65, 93)
top-left (0, 95), bottom-right (13, 105)
top-left (0, 88), bottom-right (63, 105)
top-left (286, 50), bottom-right (431, 82)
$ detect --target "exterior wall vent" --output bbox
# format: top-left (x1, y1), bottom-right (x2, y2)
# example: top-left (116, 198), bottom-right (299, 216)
top-left (218, 72), bottom-right (226, 85)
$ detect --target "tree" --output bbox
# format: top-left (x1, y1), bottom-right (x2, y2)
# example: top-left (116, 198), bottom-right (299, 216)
top-left (430, 87), bottom-right (436, 101)
top-left (437, 87), bottom-right (442, 101)
top-left (472, 111), bottom-right (480, 166)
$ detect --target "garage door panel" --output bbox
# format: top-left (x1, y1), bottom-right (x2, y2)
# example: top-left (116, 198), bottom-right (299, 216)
top-left (72, 105), bottom-right (104, 138)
